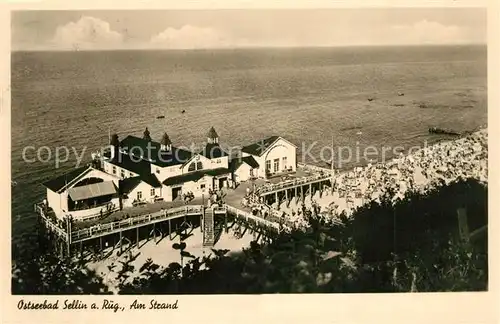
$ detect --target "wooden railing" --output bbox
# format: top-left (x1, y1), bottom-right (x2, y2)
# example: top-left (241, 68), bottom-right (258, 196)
top-left (257, 173), bottom-right (332, 195)
top-left (225, 205), bottom-right (280, 232)
top-left (70, 205), bottom-right (204, 242)
top-left (34, 203), bottom-right (67, 238)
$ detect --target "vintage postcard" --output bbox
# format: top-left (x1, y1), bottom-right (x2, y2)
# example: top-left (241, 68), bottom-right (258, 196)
top-left (1, 1), bottom-right (497, 323)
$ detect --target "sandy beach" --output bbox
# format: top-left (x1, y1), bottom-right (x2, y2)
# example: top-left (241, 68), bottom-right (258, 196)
top-left (86, 227), bottom-right (262, 293)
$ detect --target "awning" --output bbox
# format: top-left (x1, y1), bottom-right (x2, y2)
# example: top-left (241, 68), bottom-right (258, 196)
top-left (68, 181), bottom-right (117, 201)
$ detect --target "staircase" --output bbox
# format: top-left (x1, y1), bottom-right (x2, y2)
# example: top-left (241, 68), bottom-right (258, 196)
top-left (203, 208), bottom-right (215, 247)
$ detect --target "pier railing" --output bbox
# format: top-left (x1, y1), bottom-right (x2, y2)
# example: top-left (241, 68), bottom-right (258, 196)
top-left (257, 172), bottom-right (333, 195)
top-left (70, 205), bottom-right (204, 242)
top-left (34, 203), bottom-right (67, 239)
top-left (225, 205), bottom-right (280, 232)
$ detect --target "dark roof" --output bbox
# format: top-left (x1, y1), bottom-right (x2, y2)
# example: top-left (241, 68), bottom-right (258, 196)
top-left (107, 152), bottom-right (152, 176)
top-left (198, 143), bottom-right (228, 159)
top-left (205, 167), bottom-right (231, 177)
top-left (140, 173), bottom-right (162, 188)
top-left (230, 156), bottom-right (260, 171)
top-left (207, 126), bottom-right (219, 139)
top-left (119, 177), bottom-right (143, 194)
top-left (120, 135), bottom-right (192, 167)
top-left (162, 168), bottom-right (231, 186)
top-left (43, 165), bottom-right (91, 192)
top-left (242, 156), bottom-right (260, 168)
top-left (118, 173), bottom-right (161, 194)
top-left (241, 135), bottom-right (280, 156)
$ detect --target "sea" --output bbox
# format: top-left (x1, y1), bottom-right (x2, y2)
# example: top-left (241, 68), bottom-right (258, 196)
top-left (11, 45), bottom-right (487, 248)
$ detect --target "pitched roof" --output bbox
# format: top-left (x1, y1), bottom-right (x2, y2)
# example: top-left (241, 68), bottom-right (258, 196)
top-left (241, 136), bottom-right (297, 156)
top-left (198, 143), bottom-right (228, 159)
top-left (242, 156), bottom-right (260, 168)
top-left (120, 135), bottom-right (192, 167)
top-left (68, 181), bottom-right (117, 201)
top-left (241, 136), bottom-right (280, 156)
top-left (140, 173), bottom-right (162, 188)
top-left (207, 126), bottom-right (219, 139)
top-left (162, 168), bottom-right (231, 186)
top-left (119, 177), bottom-right (143, 194)
top-left (230, 156), bottom-right (260, 171)
top-left (43, 165), bottom-right (91, 192)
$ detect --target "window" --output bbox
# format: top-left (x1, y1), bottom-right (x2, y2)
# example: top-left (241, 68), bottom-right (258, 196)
top-left (188, 163), bottom-right (196, 172)
top-left (282, 157), bottom-right (287, 170)
top-left (217, 159), bottom-right (221, 164)
top-left (130, 172), bottom-right (133, 177)
top-left (112, 166), bottom-right (116, 175)
top-left (200, 184), bottom-right (206, 190)
top-left (156, 168), bottom-right (160, 174)
top-left (196, 161), bottom-right (203, 170)
top-left (120, 169), bottom-right (125, 178)
top-left (150, 188), bottom-right (155, 197)
top-left (273, 158), bottom-right (279, 173)
top-left (137, 191), bottom-right (142, 200)
top-left (265, 160), bottom-right (271, 172)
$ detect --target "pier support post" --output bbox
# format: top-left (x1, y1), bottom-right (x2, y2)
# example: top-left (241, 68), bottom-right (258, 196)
top-left (59, 241), bottom-right (64, 259)
top-left (225, 212), bottom-right (228, 233)
top-left (80, 241), bottom-right (83, 259)
top-left (275, 192), bottom-right (278, 205)
top-left (200, 215), bottom-right (203, 233)
top-left (168, 219), bottom-right (172, 240)
top-left (136, 227), bottom-right (139, 248)
top-left (285, 189), bottom-right (288, 201)
top-left (153, 223), bottom-right (157, 243)
top-left (119, 230), bottom-right (123, 255)
top-left (99, 237), bottom-right (103, 257)
top-left (310, 183), bottom-right (312, 198)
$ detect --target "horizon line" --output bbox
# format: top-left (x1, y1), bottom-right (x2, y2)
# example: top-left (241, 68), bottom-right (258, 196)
top-left (11, 42), bottom-right (487, 53)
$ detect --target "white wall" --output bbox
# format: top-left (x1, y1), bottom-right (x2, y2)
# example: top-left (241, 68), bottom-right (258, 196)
top-left (181, 154), bottom-right (212, 174)
top-left (208, 156), bottom-right (229, 169)
top-left (234, 163), bottom-right (252, 182)
top-left (152, 164), bottom-right (182, 182)
top-left (260, 139), bottom-right (297, 177)
top-left (46, 188), bottom-right (63, 219)
top-left (123, 181), bottom-right (161, 208)
top-left (102, 161), bottom-right (138, 181)
top-left (181, 175), bottom-right (214, 197)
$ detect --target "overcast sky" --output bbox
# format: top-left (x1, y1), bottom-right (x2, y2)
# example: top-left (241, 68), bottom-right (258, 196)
top-left (11, 9), bottom-right (486, 51)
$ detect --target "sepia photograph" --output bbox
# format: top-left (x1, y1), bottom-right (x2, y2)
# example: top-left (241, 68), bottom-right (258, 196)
top-left (9, 7), bottom-right (488, 297)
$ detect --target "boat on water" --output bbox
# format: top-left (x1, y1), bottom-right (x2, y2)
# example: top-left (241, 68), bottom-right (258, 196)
top-left (157, 115), bottom-right (165, 119)
top-left (428, 127), bottom-right (461, 136)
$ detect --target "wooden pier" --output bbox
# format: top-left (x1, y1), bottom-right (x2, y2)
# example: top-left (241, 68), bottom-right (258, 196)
top-left (35, 202), bottom-right (280, 258)
top-left (257, 173), bottom-right (333, 206)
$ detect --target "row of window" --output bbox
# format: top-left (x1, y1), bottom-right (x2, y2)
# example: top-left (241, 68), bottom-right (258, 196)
top-left (136, 188), bottom-right (157, 200)
top-left (265, 156), bottom-right (287, 173)
top-left (111, 165), bottom-right (134, 179)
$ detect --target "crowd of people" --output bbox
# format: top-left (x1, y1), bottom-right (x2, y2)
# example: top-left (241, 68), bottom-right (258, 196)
top-left (242, 129), bottom-right (488, 231)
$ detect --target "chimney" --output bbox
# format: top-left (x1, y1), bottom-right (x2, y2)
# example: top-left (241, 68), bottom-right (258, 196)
top-left (109, 133), bottom-right (120, 160)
